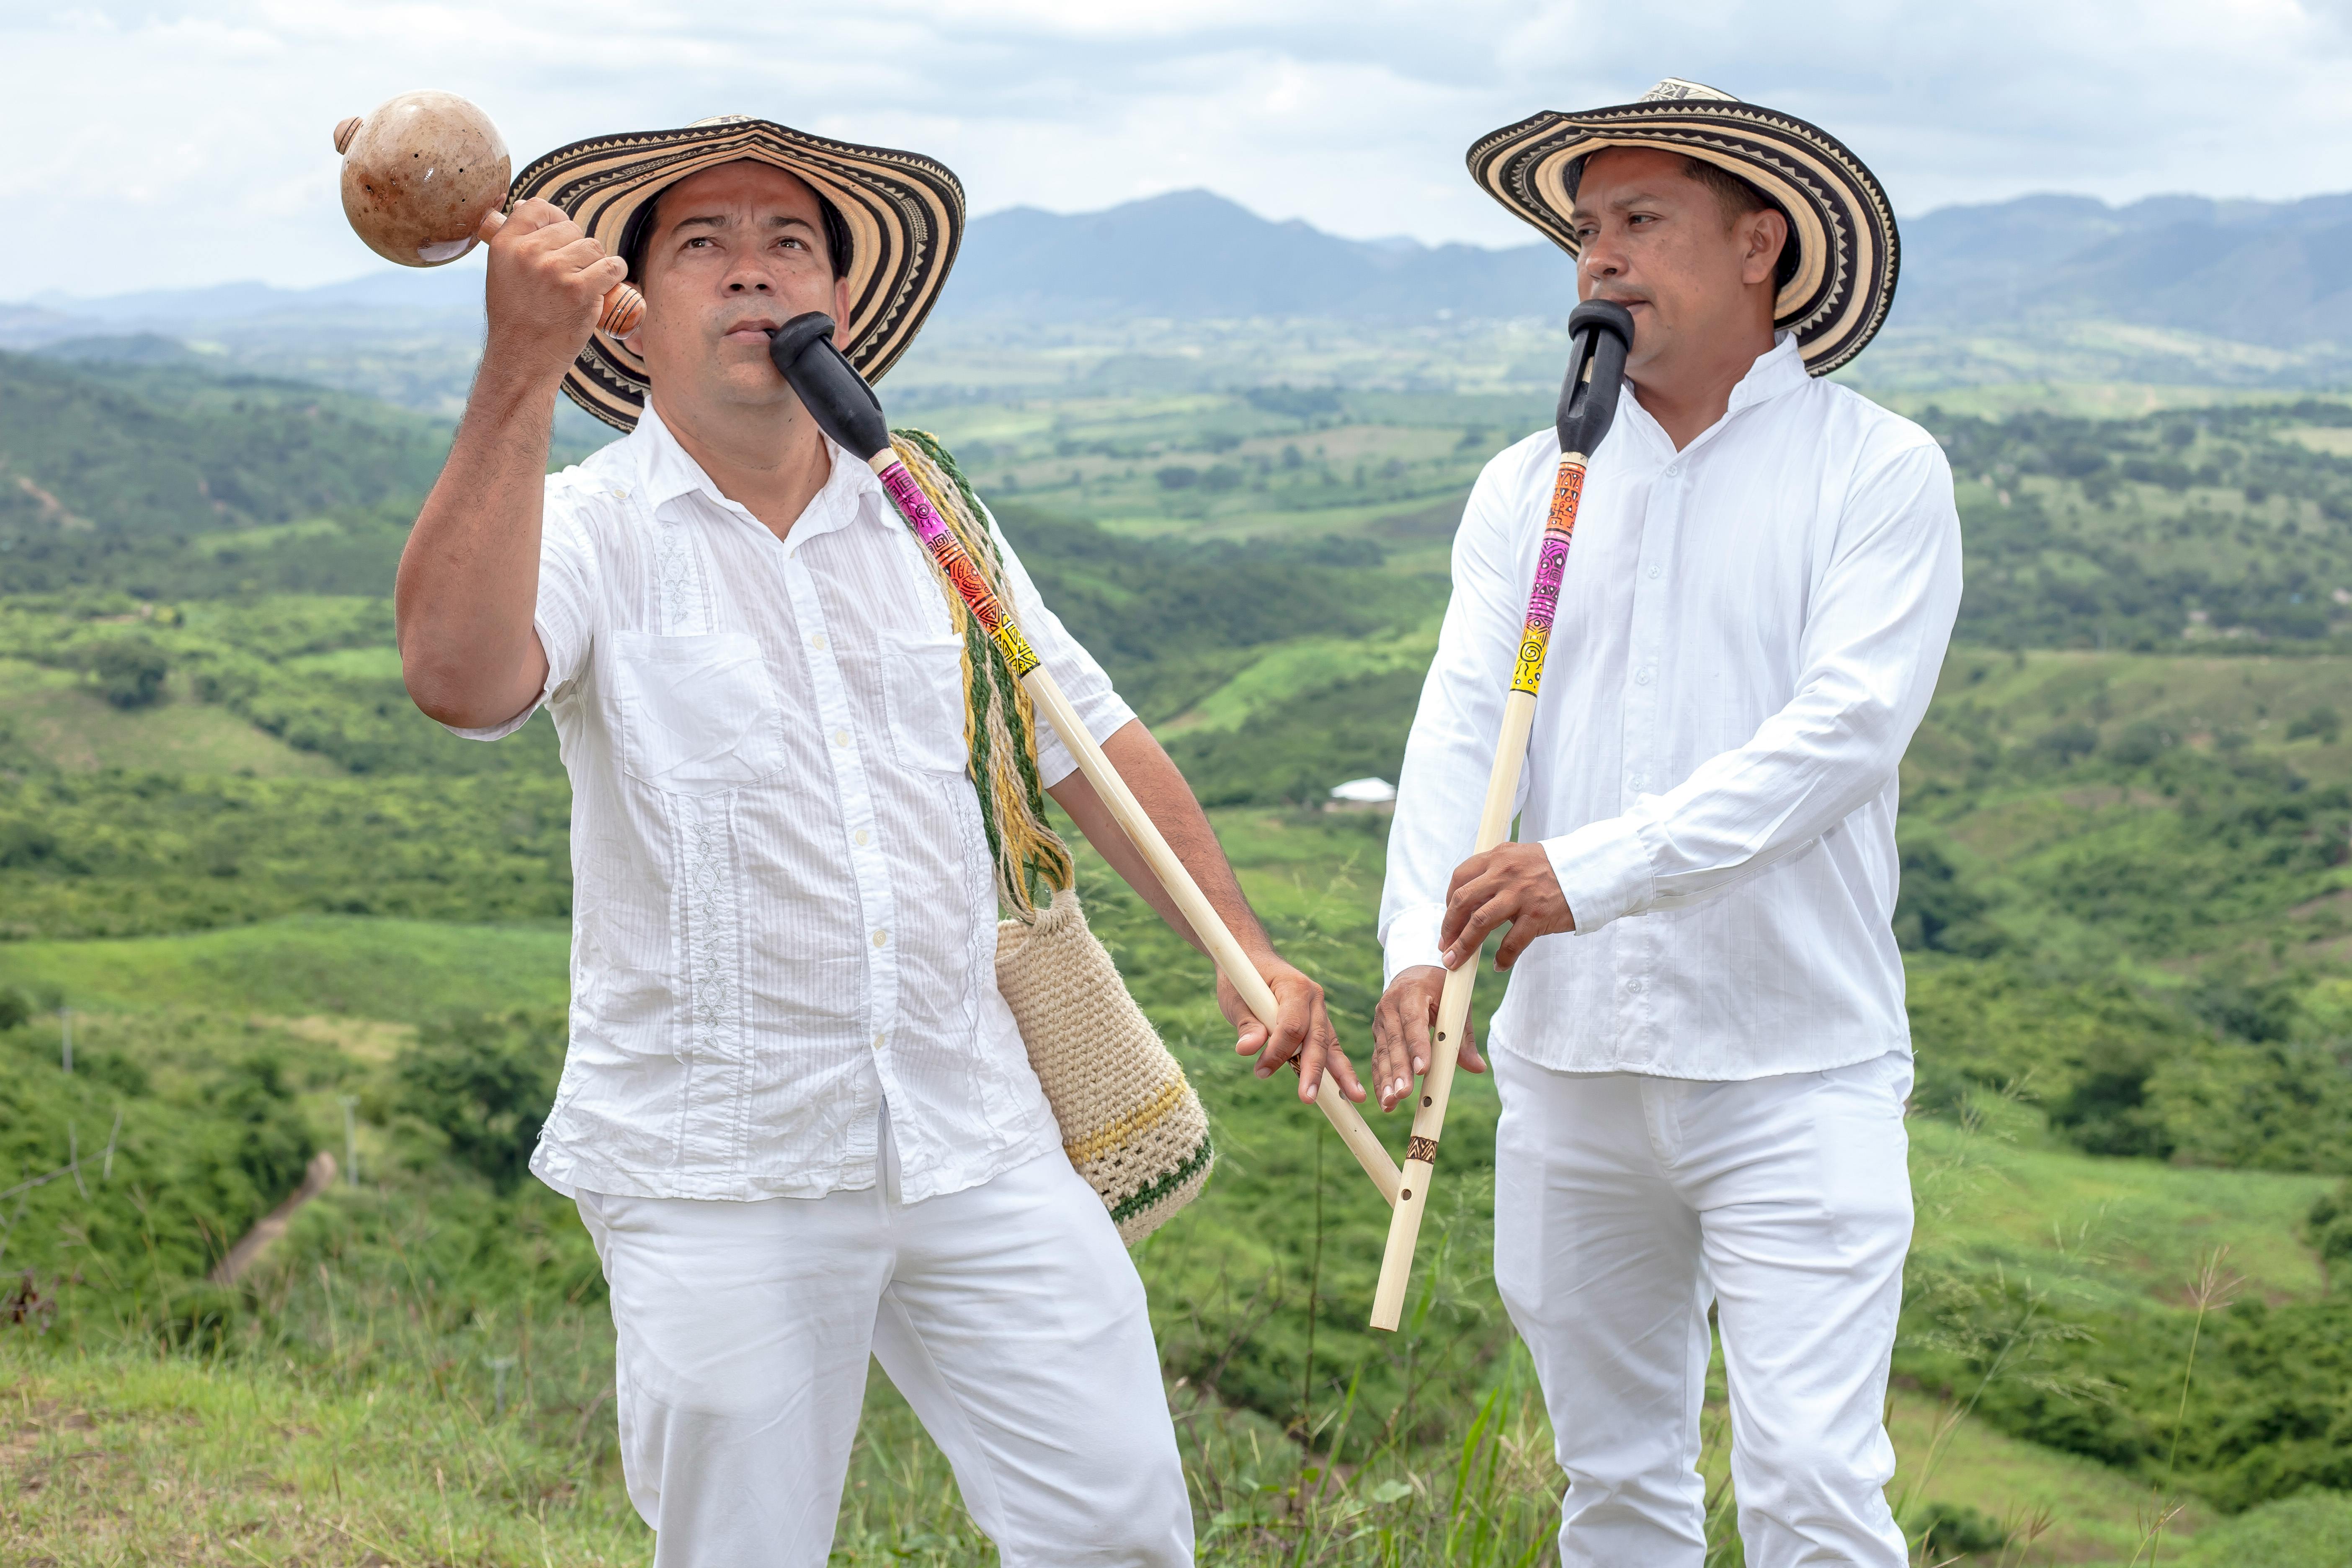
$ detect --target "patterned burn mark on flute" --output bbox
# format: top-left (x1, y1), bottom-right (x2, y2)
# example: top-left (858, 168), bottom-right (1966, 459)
top-left (878, 461), bottom-right (1042, 677)
top-left (1511, 456), bottom-right (1587, 696)
top-left (1407, 1135), bottom-right (1439, 1164)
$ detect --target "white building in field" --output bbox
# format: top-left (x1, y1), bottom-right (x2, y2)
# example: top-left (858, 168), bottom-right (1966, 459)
top-left (1327, 777), bottom-right (1398, 812)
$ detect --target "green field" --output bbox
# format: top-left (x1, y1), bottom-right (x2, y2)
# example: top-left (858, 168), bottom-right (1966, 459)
top-left (2, 344), bottom-right (2351, 1562)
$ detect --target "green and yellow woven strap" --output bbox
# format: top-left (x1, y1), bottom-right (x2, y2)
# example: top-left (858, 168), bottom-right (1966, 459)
top-left (889, 430), bottom-right (1076, 921)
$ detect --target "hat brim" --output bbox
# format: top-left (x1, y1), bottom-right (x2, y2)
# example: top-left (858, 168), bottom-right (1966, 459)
top-left (1467, 99), bottom-right (1898, 376)
top-left (511, 119), bottom-right (963, 431)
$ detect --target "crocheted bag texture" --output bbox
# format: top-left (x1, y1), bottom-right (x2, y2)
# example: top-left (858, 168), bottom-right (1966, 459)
top-left (995, 888), bottom-right (1215, 1243)
top-left (889, 431), bottom-right (1214, 1245)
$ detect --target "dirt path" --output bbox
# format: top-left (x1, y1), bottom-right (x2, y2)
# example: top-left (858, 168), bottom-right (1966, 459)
top-left (209, 1152), bottom-right (337, 1285)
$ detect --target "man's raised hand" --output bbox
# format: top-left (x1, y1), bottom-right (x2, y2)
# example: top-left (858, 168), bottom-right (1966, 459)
top-left (1370, 965), bottom-right (1486, 1112)
top-left (1220, 959), bottom-right (1367, 1107)
top-left (480, 199), bottom-right (631, 389)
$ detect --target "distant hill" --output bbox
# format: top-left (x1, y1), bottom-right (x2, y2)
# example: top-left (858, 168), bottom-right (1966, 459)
top-left (1896, 192), bottom-right (2352, 348)
top-left (0, 351), bottom-right (451, 593)
top-left (938, 189), bottom-right (1574, 321)
top-left (8, 186), bottom-right (2351, 395)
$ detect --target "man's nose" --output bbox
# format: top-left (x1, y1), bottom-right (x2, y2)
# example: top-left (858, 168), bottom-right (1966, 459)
top-left (726, 278), bottom-right (773, 293)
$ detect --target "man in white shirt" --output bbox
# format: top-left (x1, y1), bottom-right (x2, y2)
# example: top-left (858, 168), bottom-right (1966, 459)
top-left (396, 116), bottom-right (1362, 1568)
top-left (1374, 84), bottom-right (1960, 1565)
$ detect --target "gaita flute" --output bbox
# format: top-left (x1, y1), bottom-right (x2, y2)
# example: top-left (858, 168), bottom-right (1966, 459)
top-left (1370, 299), bottom-right (1633, 1331)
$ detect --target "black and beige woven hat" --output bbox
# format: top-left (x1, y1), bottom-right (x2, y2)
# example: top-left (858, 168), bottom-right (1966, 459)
top-left (510, 115), bottom-right (963, 431)
top-left (1467, 79), bottom-right (1898, 376)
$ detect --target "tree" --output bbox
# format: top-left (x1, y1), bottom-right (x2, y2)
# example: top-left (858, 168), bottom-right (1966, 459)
top-left (90, 638), bottom-right (170, 709)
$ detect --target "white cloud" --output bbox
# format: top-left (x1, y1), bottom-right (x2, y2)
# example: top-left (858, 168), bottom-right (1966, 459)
top-left (1, 0), bottom-right (2348, 297)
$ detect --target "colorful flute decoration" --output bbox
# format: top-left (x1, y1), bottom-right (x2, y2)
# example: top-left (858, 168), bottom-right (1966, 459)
top-left (770, 314), bottom-right (1403, 1208)
top-left (1369, 298), bottom-right (1634, 1332)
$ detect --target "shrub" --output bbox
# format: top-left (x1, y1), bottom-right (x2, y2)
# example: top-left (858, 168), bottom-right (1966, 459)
top-left (2307, 1181), bottom-right (2352, 1273)
top-left (90, 637), bottom-right (170, 709)
top-left (1910, 1500), bottom-right (2007, 1557)
top-left (2034, 721), bottom-right (2100, 763)
top-left (1155, 465), bottom-right (1200, 490)
top-left (2287, 706), bottom-right (2342, 744)
top-left (2109, 720), bottom-right (2179, 766)
top-left (395, 1010), bottom-right (565, 1190)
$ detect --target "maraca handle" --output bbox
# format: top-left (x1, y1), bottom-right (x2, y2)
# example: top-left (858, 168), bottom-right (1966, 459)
top-left (475, 209), bottom-right (645, 339)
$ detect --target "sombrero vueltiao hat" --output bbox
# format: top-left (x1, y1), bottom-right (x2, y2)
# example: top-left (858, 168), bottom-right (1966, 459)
top-left (1467, 79), bottom-right (1898, 376)
top-left (510, 116), bottom-right (963, 431)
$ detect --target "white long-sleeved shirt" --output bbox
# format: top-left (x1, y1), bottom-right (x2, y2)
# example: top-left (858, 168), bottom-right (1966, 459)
top-left (453, 406), bottom-right (1134, 1202)
top-left (1380, 335), bottom-right (1961, 1080)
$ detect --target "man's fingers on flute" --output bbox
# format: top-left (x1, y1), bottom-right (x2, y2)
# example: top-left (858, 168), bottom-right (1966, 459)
top-left (1494, 915), bottom-right (1540, 971)
top-left (1369, 992), bottom-right (1408, 1111)
top-left (1256, 970), bottom-right (1316, 1077)
top-left (1457, 1026), bottom-right (1488, 1075)
top-left (1443, 848), bottom-right (1492, 902)
top-left (1402, 985), bottom-right (1435, 1098)
top-left (1302, 993), bottom-right (1351, 1102)
top-left (1441, 896), bottom-right (1508, 971)
top-left (1313, 1036), bottom-right (1368, 1104)
top-left (1215, 972), bottom-right (1272, 1066)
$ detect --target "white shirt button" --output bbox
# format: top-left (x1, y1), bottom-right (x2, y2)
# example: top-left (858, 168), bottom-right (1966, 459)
top-left (1627, 977), bottom-right (1646, 993)
top-left (811, 633), bottom-right (828, 651)
top-left (833, 728), bottom-right (850, 748)
top-left (853, 828), bottom-right (871, 847)
top-left (1648, 564), bottom-right (1662, 578)
top-left (872, 928), bottom-right (889, 948)
top-left (1635, 668), bottom-right (1654, 686)
top-left (872, 1030), bottom-right (885, 1049)
top-left (1664, 463), bottom-right (1681, 479)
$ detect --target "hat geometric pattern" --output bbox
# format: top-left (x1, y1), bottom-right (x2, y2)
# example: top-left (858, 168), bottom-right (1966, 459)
top-left (1467, 79), bottom-right (1899, 376)
top-left (510, 116), bottom-right (964, 431)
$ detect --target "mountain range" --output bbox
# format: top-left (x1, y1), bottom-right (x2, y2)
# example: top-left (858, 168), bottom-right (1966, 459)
top-left (5, 186), bottom-right (2348, 385)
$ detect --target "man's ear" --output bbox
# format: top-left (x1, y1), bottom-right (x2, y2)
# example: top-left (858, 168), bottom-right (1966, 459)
top-left (830, 274), bottom-right (854, 350)
top-left (1741, 207), bottom-right (1790, 289)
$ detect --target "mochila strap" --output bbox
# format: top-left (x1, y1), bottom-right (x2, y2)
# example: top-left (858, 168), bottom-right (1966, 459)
top-left (888, 429), bottom-right (1075, 921)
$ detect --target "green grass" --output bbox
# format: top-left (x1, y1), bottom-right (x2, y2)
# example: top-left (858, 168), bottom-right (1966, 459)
top-left (0, 660), bottom-right (339, 778)
top-left (1161, 628), bottom-right (1438, 735)
top-left (1908, 1099), bottom-right (2333, 1313)
top-left (0, 1346), bottom-right (647, 1565)
top-left (0, 916), bottom-right (570, 1022)
top-left (1917, 647), bottom-right (2352, 790)
top-left (1880, 1387), bottom-right (2218, 1563)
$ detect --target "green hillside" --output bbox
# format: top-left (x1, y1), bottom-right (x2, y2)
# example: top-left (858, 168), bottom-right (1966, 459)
top-left (2, 358), bottom-right (2352, 1561)
top-left (0, 351), bottom-right (453, 596)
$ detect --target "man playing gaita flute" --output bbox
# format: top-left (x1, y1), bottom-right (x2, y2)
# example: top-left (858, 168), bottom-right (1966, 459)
top-left (1371, 81), bottom-right (1960, 1566)
top-left (396, 113), bottom-right (1367, 1568)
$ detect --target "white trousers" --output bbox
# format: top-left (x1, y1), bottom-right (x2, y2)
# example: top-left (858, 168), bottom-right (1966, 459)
top-left (574, 1130), bottom-right (1193, 1568)
top-left (1492, 1047), bottom-right (1914, 1568)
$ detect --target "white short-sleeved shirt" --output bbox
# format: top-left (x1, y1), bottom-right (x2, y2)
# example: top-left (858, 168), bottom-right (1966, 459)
top-left (454, 405), bottom-right (1135, 1203)
top-left (1380, 336), bottom-right (1962, 1080)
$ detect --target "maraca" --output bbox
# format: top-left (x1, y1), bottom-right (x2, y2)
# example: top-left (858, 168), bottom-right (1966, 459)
top-left (333, 90), bottom-right (643, 338)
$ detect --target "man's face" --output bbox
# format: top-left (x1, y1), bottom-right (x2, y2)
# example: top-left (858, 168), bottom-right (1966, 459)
top-left (631, 160), bottom-right (854, 415)
top-left (1569, 147), bottom-right (1785, 383)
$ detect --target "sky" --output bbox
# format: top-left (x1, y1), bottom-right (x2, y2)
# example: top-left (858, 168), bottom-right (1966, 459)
top-left (3, 0), bottom-right (2351, 299)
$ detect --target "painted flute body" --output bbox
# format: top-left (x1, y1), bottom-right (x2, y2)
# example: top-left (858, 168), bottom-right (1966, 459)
top-left (1367, 297), bottom-right (1632, 1331)
top-left (1368, 452), bottom-right (1586, 1329)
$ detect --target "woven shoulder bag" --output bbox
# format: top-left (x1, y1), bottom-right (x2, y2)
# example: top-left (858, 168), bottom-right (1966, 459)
top-left (889, 431), bottom-right (1214, 1245)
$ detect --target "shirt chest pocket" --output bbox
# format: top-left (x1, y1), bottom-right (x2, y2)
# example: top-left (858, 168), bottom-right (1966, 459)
top-left (611, 631), bottom-right (789, 795)
top-left (882, 630), bottom-right (971, 776)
